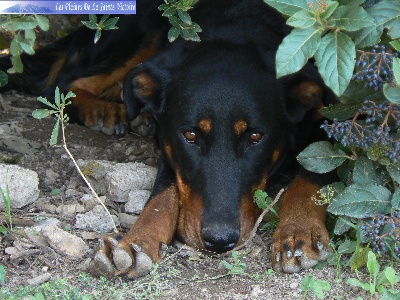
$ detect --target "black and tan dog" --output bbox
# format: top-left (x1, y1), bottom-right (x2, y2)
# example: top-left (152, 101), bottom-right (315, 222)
top-left (0, 0), bottom-right (337, 277)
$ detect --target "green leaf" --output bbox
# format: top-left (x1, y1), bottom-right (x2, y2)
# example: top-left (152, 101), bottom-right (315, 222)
top-left (338, 0), bottom-right (364, 6)
top-left (50, 120), bottom-right (60, 146)
top-left (327, 184), bottom-right (391, 218)
top-left (94, 30), bottom-right (102, 44)
top-left (310, 279), bottom-right (331, 299)
top-left (381, 289), bottom-right (400, 300)
top-left (54, 86), bottom-right (61, 108)
top-left (178, 10), bottom-right (192, 25)
top-left (369, 1), bottom-right (400, 34)
top-left (320, 102), bottom-right (362, 121)
top-left (339, 82), bottom-right (382, 104)
top-left (34, 15), bottom-right (49, 31)
top-left (384, 267), bottom-right (400, 287)
top-left (320, 1), bottom-right (339, 20)
top-left (286, 10), bottom-right (316, 28)
top-left (392, 189), bottom-right (400, 210)
top-left (99, 14), bottom-right (110, 24)
top-left (276, 26), bottom-right (322, 78)
top-left (103, 17), bottom-right (119, 30)
top-left (392, 58), bottom-right (400, 85)
top-left (89, 14), bottom-right (97, 23)
top-left (390, 40), bottom-right (400, 52)
top-left (297, 141), bottom-right (347, 173)
top-left (347, 278), bottom-right (370, 291)
top-left (180, 28), bottom-right (200, 42)
top-left (383, 83), bottom-right (400, 104)
top-left (367, 251), bottom-right (379, 283)
top-left (81, 20), bottom-right (98, 30)
top-left (9, 55), bottom-right (23, 73)
top-left (263, 0), bottom-right (310, 16)
top-left (168, 27), bottom-right (180, 42)
top-left (37, 96), bottom-right (57, 109)
top-left (18, 37), bottom-right (35, 55)
top-left (315, 32), bottom-right (355, 96)
top-left (32, 109), bottom-right (56, 119)
top-left (9, 35), bottom-right (22, 56)
top-left (24, 29), bottom-right (36, 42)
top-left (334, 217), bottom-right (352, 235)
top-left (328, 5), bottom-right (374, 31)
top-left (162, 6), bottom-right (177, 17)
top-left (386, 163), bottom-right (400, 184)
top-left (0, 70), bottom-right (8, 88)
top-left (353, 156), bottom-right (383, 186)
top-left (338, 239), bottom-right (357, 255)
top-left (347, 24), bottom-right (383, 48)
top-left (2, 16), bottom-right (38, 31)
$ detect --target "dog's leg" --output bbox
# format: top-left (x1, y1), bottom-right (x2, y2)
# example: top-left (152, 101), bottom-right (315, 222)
top-left (89, 160), bottom-right (179, 278)
top-left (271, 168), bottom-right (334, 273)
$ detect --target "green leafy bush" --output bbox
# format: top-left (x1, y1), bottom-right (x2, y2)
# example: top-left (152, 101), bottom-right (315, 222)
top-left (264, 0), bottom-right (400, 261)
top-left (0, 15), bottom-right (49, 75)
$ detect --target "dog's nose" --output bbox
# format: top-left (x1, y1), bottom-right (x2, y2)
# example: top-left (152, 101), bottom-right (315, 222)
top-left (201, 226), bottom-right (239, 253)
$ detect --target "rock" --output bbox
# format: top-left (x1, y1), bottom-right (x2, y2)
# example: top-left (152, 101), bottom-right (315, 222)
top-left (0, 164), bottom-right (39, 210)
top-left (125, 189), bottom-right (150, 214)
top-left (118, 213), bottom-right (138, 228)
top-left (41, 224), bottom-right (89, 258)
top-left (56, 203), bottom-right (85, 218)
top-left (44, 169), bottom-right (60, 185)
top-left (76, 160), bottom-right (156, 203)
top-left (30, 217), bottom-right (61, 234)
top-left (75, 205), bottom-right (120, 233)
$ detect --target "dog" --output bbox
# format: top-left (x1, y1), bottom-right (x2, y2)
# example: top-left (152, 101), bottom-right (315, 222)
top-left (0, 0), bottom-right (336, 278)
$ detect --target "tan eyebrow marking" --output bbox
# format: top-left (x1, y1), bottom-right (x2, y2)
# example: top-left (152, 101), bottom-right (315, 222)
top-left (199, 118), bottom-right (212, 134)
top-left (234, 119), bottom-right (248, 136)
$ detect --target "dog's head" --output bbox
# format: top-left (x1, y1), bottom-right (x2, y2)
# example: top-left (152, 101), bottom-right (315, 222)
top-left (123, 41), bottom-right (333, 252)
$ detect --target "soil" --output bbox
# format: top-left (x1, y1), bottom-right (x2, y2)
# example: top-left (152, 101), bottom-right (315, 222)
top-left (0, 18), bottom-right (397, 300)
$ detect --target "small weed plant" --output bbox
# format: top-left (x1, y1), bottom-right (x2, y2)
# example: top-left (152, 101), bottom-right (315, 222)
top-left (301, 275), bottom-right (331, 299)
top-left (32, 87), bottom-right (118, 233)
top-left (347, 251), bottom-right (400, 299)
top-left (81, 14), bottom-right (119, 44)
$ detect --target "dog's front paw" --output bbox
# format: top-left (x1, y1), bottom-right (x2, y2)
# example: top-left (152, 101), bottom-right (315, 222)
top-left (271, 220), bottom-right (331, 273)
top-left (82, 102), bottom-right (128, 135)
top-left (88, 235), bottom-right (167, 279)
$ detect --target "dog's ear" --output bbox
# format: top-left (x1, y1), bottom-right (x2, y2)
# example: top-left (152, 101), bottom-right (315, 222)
top-left (285, 80), bottom-right (324, 123)
top-left (281, 64), bottom-right (336, 123)
top-left (123, 63), bottom-right (169, 121)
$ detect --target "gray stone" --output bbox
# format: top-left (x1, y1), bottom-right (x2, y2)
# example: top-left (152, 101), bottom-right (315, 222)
top-left (41, 224), bottom-right (89, 258)
top-left (56, 203), bottom-right (85, 218)
top-left (118, 213), bottom-right (139, 228)
top-left (76, 160), bottom-right (156, 203)
top-left (125, 189), bottom-right (150, 214)
top-left (75, 205), bottom-right (120, 233)
top-left (0, 164), bottom-right (39, 210)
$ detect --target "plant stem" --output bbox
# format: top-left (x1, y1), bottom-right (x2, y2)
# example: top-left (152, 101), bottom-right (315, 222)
top-left (59, 110), bottom-right (118, 233)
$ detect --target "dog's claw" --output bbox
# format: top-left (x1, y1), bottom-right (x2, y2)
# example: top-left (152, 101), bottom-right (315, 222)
top-left (159, 243), bottom-right (168, 259)
top-left (132, 243), bottom-right (153, 277)
top-left (112, 247), bottom-right (133, 272)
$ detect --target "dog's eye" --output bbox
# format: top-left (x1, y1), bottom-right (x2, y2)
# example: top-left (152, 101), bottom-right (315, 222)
top-left (248, 132), bottom-right (263, 144)
top-left (183, 130), bottom-right (198, 144)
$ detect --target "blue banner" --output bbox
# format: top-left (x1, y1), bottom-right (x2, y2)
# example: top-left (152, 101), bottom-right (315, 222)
top-left (0, 1), bottom-right (136, 14)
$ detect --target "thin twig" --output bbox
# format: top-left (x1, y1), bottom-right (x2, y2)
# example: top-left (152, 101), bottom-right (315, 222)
top-left (231, 188), bottom-right (285, 252)
top-left (59, 110), bottom-right (118, 233)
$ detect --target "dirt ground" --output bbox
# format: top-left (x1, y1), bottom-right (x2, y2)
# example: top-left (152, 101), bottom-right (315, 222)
top-left (0, 88), bottom-right (388, 300)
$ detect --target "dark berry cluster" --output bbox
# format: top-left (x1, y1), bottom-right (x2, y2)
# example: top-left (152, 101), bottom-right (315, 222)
top-left (321, 100), bottom-right (400, 162)
top-left (352, 44), bottom-right (398, 91)
top-left (361, 212), bottom-right (400, 257)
